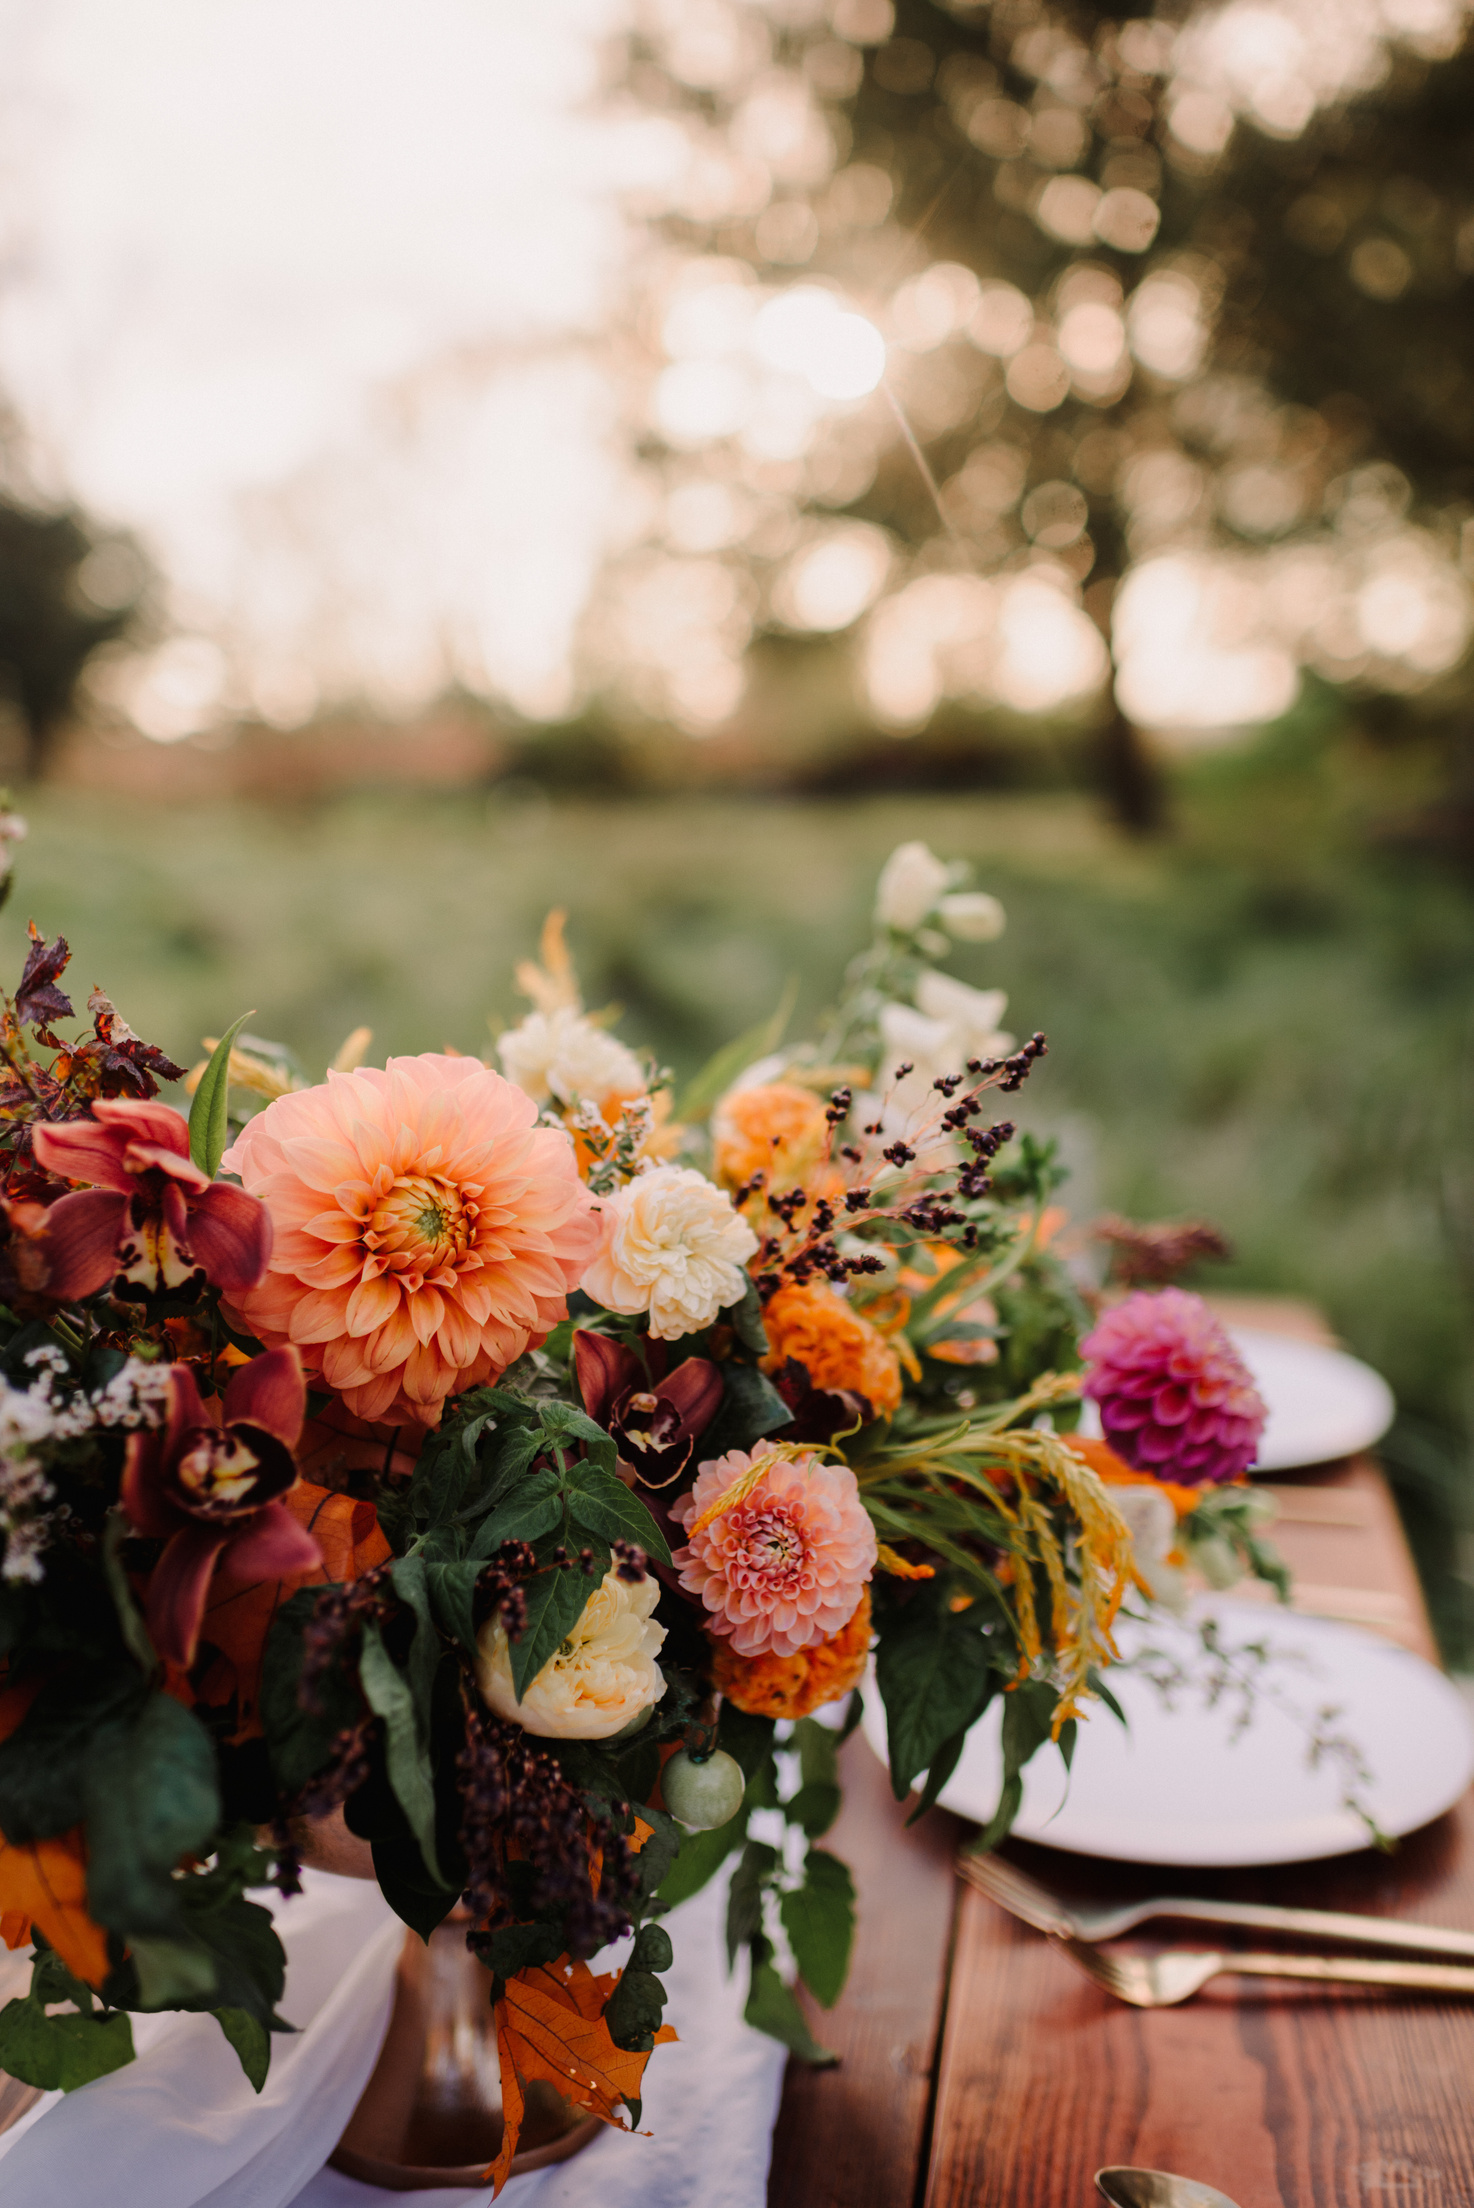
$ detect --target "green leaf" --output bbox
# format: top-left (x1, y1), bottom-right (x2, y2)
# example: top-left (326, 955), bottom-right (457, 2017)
top-left (0, 1671), bottom-right (143, 1842)
top-left (370, 1831), bottom-right (460, 1941)
top-left (507, 1566), bottom-right (591, 1701)
top-left (743, 1958), bottom-right (836, 2065)
top-left (187, 1010), bottom-right (256, 1178)
top-left (874, 1586), bottom-right (997, 1801)
top-left (360, 1619), bottom-right (447, 1890)
top-left (780, 1849), bottom-right (855, 2008)
top-left (971, 1679), bottom-right (1060, 1854)
top-left (631, 1805), bottom-right (681, 1898)
top-left (82, 1695), bottom-right (221, 1945)
top-left (726, 1839), bottom-right (778, 1969)
top-left (717, 1704), bottom-right (776, 1780)
top-left (784, 1781), bottom-right (841, 1838)
top-left (480, 1921), bottom-right (564, 1978)
top-left (723, 1279), bottom-right (770, 1358)
top-left (102, 1510), bottom-right (157, 1674)
top-left (424, 1559), bottom-right (482, 1654)
top-left (470, 1469), bottom-right (564, 1557)
top-left (794, 1717), bottom-right (839, 1792)
top-left (0, 1996), bottom-right (134, 2091)
top-left (213, 2007), bottom-right (270, 2093)
top-left (604, 1921), bottom-right (675, 2053)
top-left (565, 1466), bottom-right (673, 1566)
top-left (655, 1806), bottom-right (748, 1908)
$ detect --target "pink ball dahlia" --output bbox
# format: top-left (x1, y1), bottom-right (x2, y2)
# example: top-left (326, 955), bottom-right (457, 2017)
top-left (1080, 1287), bottom-right (1267, 1487)
top-left (670, 1443), bottom-right (877, 1658)
top-left (222, 1053), bottom-right (598, 1427)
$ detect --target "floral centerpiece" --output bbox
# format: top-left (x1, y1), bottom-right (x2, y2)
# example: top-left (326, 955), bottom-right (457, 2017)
top-left (0, 837), bottom-right (1276, 2189)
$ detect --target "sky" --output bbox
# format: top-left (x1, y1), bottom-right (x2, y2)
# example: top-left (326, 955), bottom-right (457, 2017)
top-left (0, 0), bottom-right (634, 727)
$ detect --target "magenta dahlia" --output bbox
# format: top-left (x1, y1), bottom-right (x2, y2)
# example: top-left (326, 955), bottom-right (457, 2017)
top-left (1080, 1287), bottom-right (1267, 1487)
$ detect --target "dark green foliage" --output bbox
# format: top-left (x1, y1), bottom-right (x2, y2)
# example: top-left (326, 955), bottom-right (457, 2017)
top-left (0, 1944), bottom-right (134, 2092)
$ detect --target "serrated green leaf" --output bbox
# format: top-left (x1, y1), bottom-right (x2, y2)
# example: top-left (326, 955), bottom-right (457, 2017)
top-left (0, 1996), bottom-right (134, 2091)
top-left (470, 1469), bottom-right (564, 1558)
top-left (187, 1011), bottom-right (256, 1178)
top-left (507, 1566), bottom-right (590, 1701)
top-left (565, 1466), bottom-right (673, 1566)
top-left (780, 1849), bottom-right (855, 2008)
top-left (213, 2006), bottom-right (271, 2091)
top-left (360, 1619), bottom-right (447, 1890)
top-left (743, 1958), bottom-right (836, 2065)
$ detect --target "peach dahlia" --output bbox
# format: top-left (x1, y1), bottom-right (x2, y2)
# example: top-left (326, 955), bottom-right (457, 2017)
top-left (221, 1053), bottom-right (597, 1427)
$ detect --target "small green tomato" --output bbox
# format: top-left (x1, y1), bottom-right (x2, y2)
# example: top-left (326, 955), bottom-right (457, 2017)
top-left (661, 1747), bottom-right (745, 1831)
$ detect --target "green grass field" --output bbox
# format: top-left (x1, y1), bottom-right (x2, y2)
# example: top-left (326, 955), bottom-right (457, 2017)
top-left (11, 733), bottom-right (1474, 1649)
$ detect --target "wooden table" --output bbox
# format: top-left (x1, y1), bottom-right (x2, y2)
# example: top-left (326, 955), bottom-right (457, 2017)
top-left (769, 1305), bottom-right (1474, 2208)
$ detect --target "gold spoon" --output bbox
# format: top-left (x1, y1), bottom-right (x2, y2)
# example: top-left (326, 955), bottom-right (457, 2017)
top-left (1057, 1933), bottom-right (1474, 2007)
top-left (1096, 2168), bottom-right (1242, 2208)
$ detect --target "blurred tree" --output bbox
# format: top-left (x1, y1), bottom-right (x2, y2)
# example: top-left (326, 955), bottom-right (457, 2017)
top-left (613, 0), bottom-right (1474, 833)
top-left (0, 499), bottom-right (149, 779)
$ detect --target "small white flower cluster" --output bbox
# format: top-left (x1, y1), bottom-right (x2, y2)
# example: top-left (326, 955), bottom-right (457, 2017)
top-left (0, 1350), bottom-right (171, 1584)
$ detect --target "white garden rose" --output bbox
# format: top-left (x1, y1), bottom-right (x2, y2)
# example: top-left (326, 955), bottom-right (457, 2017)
top-left (498, 1006), bottom-right (646, 1109)
top-left (874, 840), bottom-right (950, 932)
top-left (583, 1164), bottom-right (759, 1339)
top-left (474, 1569), bottom-right (667, 1739)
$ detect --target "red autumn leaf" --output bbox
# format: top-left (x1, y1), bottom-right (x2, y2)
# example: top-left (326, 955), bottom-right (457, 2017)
top-left (75, 987), bottom-right (186, 1097)
top-left (15, 922), bottom-right (73, 1042)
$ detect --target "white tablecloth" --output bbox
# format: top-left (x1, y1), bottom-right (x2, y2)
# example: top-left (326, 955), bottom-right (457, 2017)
top-left (0, 1868), bottom-right (786, 2208)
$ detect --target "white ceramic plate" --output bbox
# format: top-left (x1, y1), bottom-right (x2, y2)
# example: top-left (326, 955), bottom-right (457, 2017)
top-left (1077, 1325), bottom-right (1396, 1473)
top-left (861, 1598), bottom-right (1474, 1865)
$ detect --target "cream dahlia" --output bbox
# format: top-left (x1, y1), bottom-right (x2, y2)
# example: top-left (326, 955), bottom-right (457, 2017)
top-left (582, 1165), bottom-right (758, 1340)
top-left (474, 1568), bottom-right (666, 1739)
top-left (671, 1442), bottom-right (877, 1658)
top-left (221, 1053), bottom-right (597, 1427)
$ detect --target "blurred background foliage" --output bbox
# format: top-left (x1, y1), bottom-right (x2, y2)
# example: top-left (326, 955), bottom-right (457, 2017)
top-left (1, 0), bottom-right (1473, 1642)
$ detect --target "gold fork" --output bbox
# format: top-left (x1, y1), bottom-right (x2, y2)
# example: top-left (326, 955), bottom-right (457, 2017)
top-left (960, 1850), bottom-right (1474, 1963)
top-left (1053, 1934), bottom-right (1474, 2008)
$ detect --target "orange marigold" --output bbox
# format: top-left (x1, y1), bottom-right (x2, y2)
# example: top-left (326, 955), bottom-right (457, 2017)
top-left (712, 1082), bottom-right (829, 1193)
top-left (761, 1281), bottom-right (903, 1417)
top-left (712, 1586), bottom-right (871, 1719)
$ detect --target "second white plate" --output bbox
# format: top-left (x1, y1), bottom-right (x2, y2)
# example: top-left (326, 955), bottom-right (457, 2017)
top-left (861, 1598), bottom-right (1474, 1865)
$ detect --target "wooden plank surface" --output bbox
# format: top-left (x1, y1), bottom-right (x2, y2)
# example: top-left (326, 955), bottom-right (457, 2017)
top-left (925, 1802), bottom-right (1474, 2208)
top-left (767, 1735), bottom-right (960, 2208)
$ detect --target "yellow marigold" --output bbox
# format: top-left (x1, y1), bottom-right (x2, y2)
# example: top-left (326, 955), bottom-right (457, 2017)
top-left (712, 1587), bottom-right (871, 1719)
top-left (712, 1082), bottom-right (829, 1193)
top-left (761, 1280), bottom-right (903, 1417)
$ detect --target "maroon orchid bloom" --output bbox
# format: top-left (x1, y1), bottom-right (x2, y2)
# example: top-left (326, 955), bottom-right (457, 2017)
top-left (123, 1346), bottom-right (321, 1667)
top-left (770, 1357), bottom-right (870, 1445)
top-left (573, 1331), bottom-right (722, 1488)
top-left (31, 1098), bottom-right (270, 1301)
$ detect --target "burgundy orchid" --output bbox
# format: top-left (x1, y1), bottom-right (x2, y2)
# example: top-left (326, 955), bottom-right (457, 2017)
top-left (31, 1098), bottom-right (270, 1301)
top-left (123, 1346), bottom-right (321, 1667)
top-left (573, 1330), bottom-right (722, 1488)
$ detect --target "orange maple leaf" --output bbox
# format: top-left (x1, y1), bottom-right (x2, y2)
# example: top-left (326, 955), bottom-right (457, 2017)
top-left (486, 1954), bottom-right (677, 2195)
top-left (0, 1680), bottom-right (110, 1986)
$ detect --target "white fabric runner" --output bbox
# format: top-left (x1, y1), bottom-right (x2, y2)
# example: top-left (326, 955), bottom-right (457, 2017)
top-left (0, 1868), bottom-right (786, 2208)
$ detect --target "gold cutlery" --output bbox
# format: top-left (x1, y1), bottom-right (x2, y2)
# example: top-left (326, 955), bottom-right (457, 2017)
top-left (1096, 2169), bottom-right (1242, 2208)
top-left (960, 1849), bottom-right (1474, 1963)
top-left (1055, 1933), bottom-right (1474, 2007)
